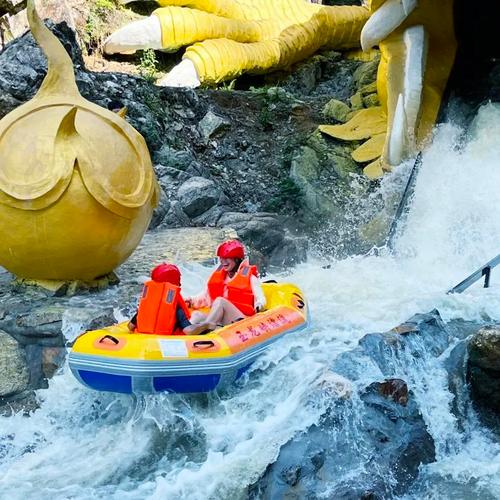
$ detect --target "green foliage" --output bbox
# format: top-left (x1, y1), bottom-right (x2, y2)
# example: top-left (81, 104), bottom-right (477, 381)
top-left (95, 0), bottom-right (115, 10)
top-left (138, 49), bottom-right (159, 83)
top-left (265, 178), bottom-right (303, 213)
top-left (217, 79), bottom-right (237, 91)
top-left (258, 106), bottom-right (272, 130)
top-left (83, 0), bottom-right (121, 52)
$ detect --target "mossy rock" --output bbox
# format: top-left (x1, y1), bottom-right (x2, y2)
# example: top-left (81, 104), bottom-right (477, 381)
top-left (290, 146), bottom-right (335, 216)
top-left (353, 57), bottom-right (380, 91)
top-left (322, 99), bottom-right (351, 122)
top-left (350, 91), bottom-right (364, 110)
top-left (363, 93), bottom-right (380, 107)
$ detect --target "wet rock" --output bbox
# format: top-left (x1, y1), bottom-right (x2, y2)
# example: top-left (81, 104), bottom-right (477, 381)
top-left (41, 346), bottom-right (66, 379)
top-left (251, 377), bottom-right (434, 499)
top-left (149, 187), bottom-right (171, 230)
top-left (2, 304), bottom-right (65, 340)
top-left (177, 177), bottom-right (223, 218)
top-left (467, 326), bottom-right (500, 414)
top-left (290, 145), bottom-right (335, 216)
top-left (160, 200), bottom-right (192, 228)
top-left (0, 330), bottom-right (29, 397)
top-left (0, 390), bottom-right (39, 417)
top-left (198, 110), bottom-right (231, 143)
top-left (251, 313), bottom-right (445, 498)
top-left (217, 211), bottom-right (308, 268)
top-left (371, 378), bottom-right (409, 406)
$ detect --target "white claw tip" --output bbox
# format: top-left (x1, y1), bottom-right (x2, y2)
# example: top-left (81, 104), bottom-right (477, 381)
top-left (158, 59), bottom-right (201, 88)
top-left (103, 16), bottom-right (162, 55)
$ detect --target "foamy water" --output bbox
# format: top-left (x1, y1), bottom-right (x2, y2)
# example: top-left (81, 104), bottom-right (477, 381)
top-left (0, 104), bottom-right (499, 499)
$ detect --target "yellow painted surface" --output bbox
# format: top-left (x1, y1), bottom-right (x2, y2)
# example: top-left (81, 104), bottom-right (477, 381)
top-left (0, 1), bottom-right (158, 280)
top-left (319, 107), bottom-right (387, 141)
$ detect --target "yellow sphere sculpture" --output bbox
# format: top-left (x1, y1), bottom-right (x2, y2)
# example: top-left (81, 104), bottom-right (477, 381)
top-left (0, 0), bottom-right (158, 281)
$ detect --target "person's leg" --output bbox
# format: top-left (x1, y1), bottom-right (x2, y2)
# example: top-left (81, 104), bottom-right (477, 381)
top-left (205, 297), bottom-right (245, 325)
top-left (189, 310), bottom-right (207, 324)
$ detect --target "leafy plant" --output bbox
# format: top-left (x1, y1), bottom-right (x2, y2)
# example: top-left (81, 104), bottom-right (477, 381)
top-left (138, 49), bottom-right (159, 83)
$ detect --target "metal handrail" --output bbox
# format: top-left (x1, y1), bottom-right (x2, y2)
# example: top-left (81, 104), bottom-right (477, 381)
top-left (386, 152), bottom-right (423, 250)
top-left (447, 253), bottom-right (500, 294)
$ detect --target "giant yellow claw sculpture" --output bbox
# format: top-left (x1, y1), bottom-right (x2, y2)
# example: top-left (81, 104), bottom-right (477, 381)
top-left (0, 0), bottom-right (158, 282)
top-left (104, 0), bottom-right (456, 178)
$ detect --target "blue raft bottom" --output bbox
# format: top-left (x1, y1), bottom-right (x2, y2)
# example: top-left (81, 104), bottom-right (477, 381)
top-left (78, 370), bottom-right (234, 394)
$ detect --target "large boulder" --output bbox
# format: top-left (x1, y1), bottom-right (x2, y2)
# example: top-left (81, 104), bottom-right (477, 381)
top-left (177, 176), bottom-right (223, 218)
top-left (250, 377), bottom-right (435, 499)
top-left (217, 211), bottom-right (307, 268)
top-left (0, 330), bottom-right (29, 397)
top-left (250, 312), bottom-right (447, 498)
top-left (467, 326), bottom-right (500, 415)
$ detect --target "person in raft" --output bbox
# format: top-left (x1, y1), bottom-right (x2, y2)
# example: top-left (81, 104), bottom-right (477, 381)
top-left (186, 240), bottom-right (266, 327)
top-left (128, 263), bottom-right (213, 335)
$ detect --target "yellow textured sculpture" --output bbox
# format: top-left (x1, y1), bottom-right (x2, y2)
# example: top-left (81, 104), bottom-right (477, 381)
top-left (105, 0), bottom-right (458, 179)
top-left (153, 0), bottom-right (369, 83)
top-left (0, 0), bottom-right (158, 281)
top-left (322, 0), bottom-right (456, 177)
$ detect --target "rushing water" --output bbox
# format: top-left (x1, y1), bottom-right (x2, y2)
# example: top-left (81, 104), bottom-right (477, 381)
top-left (1, 103), bottom-right (500, 499)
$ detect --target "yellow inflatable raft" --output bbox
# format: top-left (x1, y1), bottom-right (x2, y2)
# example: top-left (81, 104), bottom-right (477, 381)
top-left (69, 282), bottom-right (308, 394)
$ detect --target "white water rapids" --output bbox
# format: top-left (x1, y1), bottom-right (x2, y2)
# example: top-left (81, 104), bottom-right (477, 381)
top-left (1, 103), bottom-right (500, 499)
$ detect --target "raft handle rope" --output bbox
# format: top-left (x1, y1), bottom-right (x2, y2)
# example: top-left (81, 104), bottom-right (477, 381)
top-left (99, 335), bottom-right (120, 345)
top-left (447, 253), bottom-right (500, 294)
top-left (193, 340), bottom-right (215, 349)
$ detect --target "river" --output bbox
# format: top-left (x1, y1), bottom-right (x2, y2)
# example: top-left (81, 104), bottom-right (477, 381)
top-left (0, 103), bottom-right (499, 499)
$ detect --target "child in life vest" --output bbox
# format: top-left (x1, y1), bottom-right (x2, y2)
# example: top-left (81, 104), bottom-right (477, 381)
top-left (128, 263), bottom-right (214, 335)
top-left (186, 240), bottom-right (266, 327)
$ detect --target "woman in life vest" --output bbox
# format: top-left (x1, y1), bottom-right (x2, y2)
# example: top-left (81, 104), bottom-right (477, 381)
top-left (128, 263), bottom-right (213, 335)
top-left (186, 240), bottom-right (266, 326)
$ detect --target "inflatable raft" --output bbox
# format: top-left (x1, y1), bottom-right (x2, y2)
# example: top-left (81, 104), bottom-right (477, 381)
top-left (69, 282), bottom-right (308, 394)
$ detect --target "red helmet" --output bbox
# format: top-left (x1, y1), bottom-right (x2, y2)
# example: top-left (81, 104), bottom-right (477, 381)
top-left (151, 263), bottom-right (181, 285)
top-left (216, 240), bottom-right (245, 259)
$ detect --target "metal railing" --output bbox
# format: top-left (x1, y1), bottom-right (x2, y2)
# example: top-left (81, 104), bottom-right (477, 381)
top-left (447, 253), bottom-right (500, 294)
top-left (386, 152), bottom-right (423, 250)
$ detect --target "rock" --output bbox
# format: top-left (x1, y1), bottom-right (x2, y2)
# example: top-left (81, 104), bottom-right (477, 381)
top-left (198, 110), bottom-right (231, 143)
top-left (251, 376), bottom-right (434, 499)
top-left (160, 200), bottom-right (192, 228)
top-left (363, 93), bottom-right (380, 107)
top-left (153, 146), bottom-right (196, 171)
top-left (322, 98), bottom-right (351, 122)
top-left (353, 57), bottom-right (380, 90)
top-left (369, 378), bottom-right (409, 406)
top-left (149, 186), bottom-right (171, 230)
top-left (350, 91), bottom-right (364, 110)
top-left (0, 330), bottom-right (29, 397)
top-left (41, 346), bottom-right (66, 378)
top-left (467, 326), bottom-right (500, 414)
top-left (177, 177), bottom-right (222, 218)
top-left (3, 304), bottom-right (65, 340)
top-left (290, 146), bottom-right (335, 216)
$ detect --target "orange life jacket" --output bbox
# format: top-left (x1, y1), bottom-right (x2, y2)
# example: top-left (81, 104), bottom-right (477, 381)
top-left (136, 281), bottom-right (191, 335)
top-left (207, 260), bottom-right (258, 316)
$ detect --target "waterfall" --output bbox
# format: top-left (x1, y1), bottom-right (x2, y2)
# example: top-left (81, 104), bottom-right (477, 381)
top-left (0, 103), bottom-right (499, 499)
